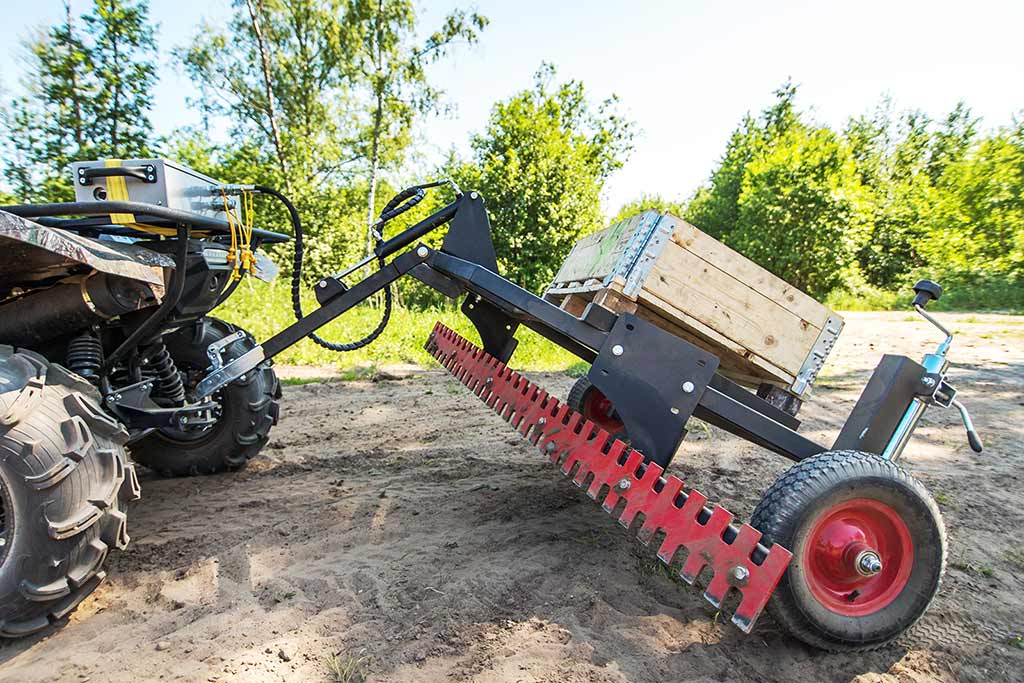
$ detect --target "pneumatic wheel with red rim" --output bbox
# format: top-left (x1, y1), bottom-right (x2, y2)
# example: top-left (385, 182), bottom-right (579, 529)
top-left (750, 450), bottom-right (945, 651)
top-left (566, 377), bottom-right (628, 441)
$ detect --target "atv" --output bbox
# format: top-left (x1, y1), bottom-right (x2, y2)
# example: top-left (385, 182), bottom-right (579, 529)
top-left (0, 159), bottom-right (286, 636)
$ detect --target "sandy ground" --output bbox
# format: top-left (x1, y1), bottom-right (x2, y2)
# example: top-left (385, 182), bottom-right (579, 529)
top-left (1, 311), bottom-right (1022, 683)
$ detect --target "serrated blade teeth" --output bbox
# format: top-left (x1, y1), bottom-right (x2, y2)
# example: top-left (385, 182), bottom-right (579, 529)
top-left (427, 322), bottom-right (792, 635)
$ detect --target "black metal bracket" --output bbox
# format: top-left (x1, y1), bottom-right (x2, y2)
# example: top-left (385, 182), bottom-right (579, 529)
top-left (106, 379), bottom-right (216, 432)
top-left (833, 354), bottom-right (926, 454)
top-left (198, 192), bottom-right (834, 468)
top-left (587, 314), bottom-right (719, 468)
top-left (461, 295), bottom-right (520, 363)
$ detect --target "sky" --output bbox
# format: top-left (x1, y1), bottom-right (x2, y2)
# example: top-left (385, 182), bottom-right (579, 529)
top-left (2, 0), bottom-right (1022, 212)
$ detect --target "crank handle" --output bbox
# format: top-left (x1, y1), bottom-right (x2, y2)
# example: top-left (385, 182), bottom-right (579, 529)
top-left (951, 399), bottom-right (983, 453)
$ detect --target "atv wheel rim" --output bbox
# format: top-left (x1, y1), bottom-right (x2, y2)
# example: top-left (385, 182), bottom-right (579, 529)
top-left (803, 498), bottom-right (913, 616)
top-left (582, 389), bottom-right (624, 434)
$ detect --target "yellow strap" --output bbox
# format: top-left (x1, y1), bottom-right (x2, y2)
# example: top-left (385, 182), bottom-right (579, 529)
top-left (103, 159), bottom-right (138, 225)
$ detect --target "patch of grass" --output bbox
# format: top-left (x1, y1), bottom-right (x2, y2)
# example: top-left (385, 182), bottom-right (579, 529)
top-left (563, 360), bottom-right (590, 378)
top-left (1003, 548), bottom-right (1024, 570)
top-left (825, 272), bottom-right (1023, 314)
top-left (215, 279), bottom-right (579, 371)
top-left (950, 556), bottom-right (995, 578)
top-left (1010, 635), bottom-right (1024, 650)
top-left (325, 653), bottom-right (368, 683)
top-left (281, 377), bottom-right (327, 386)
top-left (933, 491), bottom-right (950, 506)
top-left (338, 364), bottom-right (378, 381)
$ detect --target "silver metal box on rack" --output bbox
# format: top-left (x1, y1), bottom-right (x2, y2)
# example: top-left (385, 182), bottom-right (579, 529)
top-left (70, 158), bottom-right (231, 220)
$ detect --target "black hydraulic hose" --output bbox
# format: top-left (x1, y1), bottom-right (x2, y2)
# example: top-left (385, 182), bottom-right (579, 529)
top-left (252, 185), bottom-right (392, 352)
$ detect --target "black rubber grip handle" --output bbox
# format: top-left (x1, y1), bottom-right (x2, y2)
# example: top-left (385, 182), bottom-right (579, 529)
top-left (77, 165), bottom-right (157, 185)
top-left (967, 429), bottom-right (983, 453)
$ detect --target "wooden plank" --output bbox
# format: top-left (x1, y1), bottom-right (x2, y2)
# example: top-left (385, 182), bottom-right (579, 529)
top-left (558, 293), bottom-right (589, 317)
top-left (639, 241), bottom-right (822, 374)
top-left (549, 212), bottom-right (652, 287)
top-left (634, 289), bottom-right (795, 385)
top-left (667, 215), bottom-right (832, 329)
top-left (552, 285), bottom-right (793, 388)
top-left (593, 287), bottom-right (638, 315)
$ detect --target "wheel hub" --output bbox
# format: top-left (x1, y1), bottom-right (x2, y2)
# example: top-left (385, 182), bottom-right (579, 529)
top-left (582, 389), bottom-right (624, 434)
top-left (803, 498), bottom-right (913, 616)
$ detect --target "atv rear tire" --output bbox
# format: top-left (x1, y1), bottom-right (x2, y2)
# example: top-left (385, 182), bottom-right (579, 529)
top-left (751, 450), bottom-right (945, 651)
top-left (131, 317), bottom-right (280, 477)
top-left (0, 346), bottom-right (139, 637)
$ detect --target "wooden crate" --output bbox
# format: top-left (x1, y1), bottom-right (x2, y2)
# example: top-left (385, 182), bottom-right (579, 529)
top-left (544, 211), bottom-right (843, 395)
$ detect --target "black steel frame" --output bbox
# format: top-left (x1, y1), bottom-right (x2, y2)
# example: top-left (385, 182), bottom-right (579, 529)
top-left (243, 191), bottom-right (838, 468)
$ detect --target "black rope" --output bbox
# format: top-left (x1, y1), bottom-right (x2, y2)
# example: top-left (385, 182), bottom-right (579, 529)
top-left (254, 185), bottom-right (391, 352)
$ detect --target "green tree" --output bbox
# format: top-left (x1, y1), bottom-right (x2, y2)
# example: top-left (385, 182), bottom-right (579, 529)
top-left (925, 118), bottom-right (1024, 275)
top-left (611, 193), bottom-right (685, 224)
top-left (83, 0), bottom-right (158, 158)
top-left (731, 126), bottom-right (867, 299)
top-left (686, 81), bottom-right (801, 242)
top-left (344, 0), bottom-right (487, 264)
top-left (456, 64), bottom-right (634, 292)
top-left (1, 0), bottom-right (157, 202)
top-left (687, 84), bottom-right (868, 298)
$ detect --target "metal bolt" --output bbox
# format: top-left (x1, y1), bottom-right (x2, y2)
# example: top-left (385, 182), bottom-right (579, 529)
top-left (921, 376), bottom-right (936, 388)
top-left (682, 381), bottom-right (695, 393)
top-left (318, 280), bottom-right (327, 288)
top-left (106, 396), bottom-right (115, 404)
top-left (611, 344), bottom-right (624, 356)
top-left (856, 550), bottom-right (883, 576)
top-left (730, 565), bottom-right (750, 585)
top-left (179, 416), bottom-right (189, 424)
top-left (485, 377), bottom-right (493, 386)
top-left (545, 442), bottom-right (557, 454)
top-left (115, 394), bottom-right (122, 401)
top-left (416, 246), bottom-right (429, 258)
top-left (538, 417), bottom-right (547, 427)
top-left (0, 538), bottom-right (5, 547)
top-left (617, 477), bottom-right (631, 491)
top-left (470, 191), bottom-right (479, 200)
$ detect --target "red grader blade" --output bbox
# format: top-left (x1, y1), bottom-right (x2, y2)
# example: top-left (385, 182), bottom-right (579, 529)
top-left (426, 322), bottom-right (792, 633)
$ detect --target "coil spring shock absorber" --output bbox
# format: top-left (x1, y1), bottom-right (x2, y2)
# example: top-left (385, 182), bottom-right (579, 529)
top-left (66, 333), bottom-right (103, 385)
top-left (143, 342), bottom-right (186, 406)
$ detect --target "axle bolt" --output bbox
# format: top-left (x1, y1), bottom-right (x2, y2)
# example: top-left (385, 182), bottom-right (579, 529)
top-left (682, 381), bottom-right (695, 393)
top-left (611, 344), bottom-right (624, 356)
top-left (856, 550), bottom-right (883, 576)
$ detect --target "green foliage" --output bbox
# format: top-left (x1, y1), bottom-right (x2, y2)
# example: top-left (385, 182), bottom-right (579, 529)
top-left (732, 126), bottom-right (867, 299)
top-left (1, 0), bottom-right (157, 202)
top-left (686, 83), bottom-right (867, 299)
top-left (926, 119), bottom-right (1024, 275)
top-left (685, 83), bottom-right (1023, 308)
top-left (455, 64), bottom-right (635, 292)
top-left (610, 193), bottom-right (685, 224)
